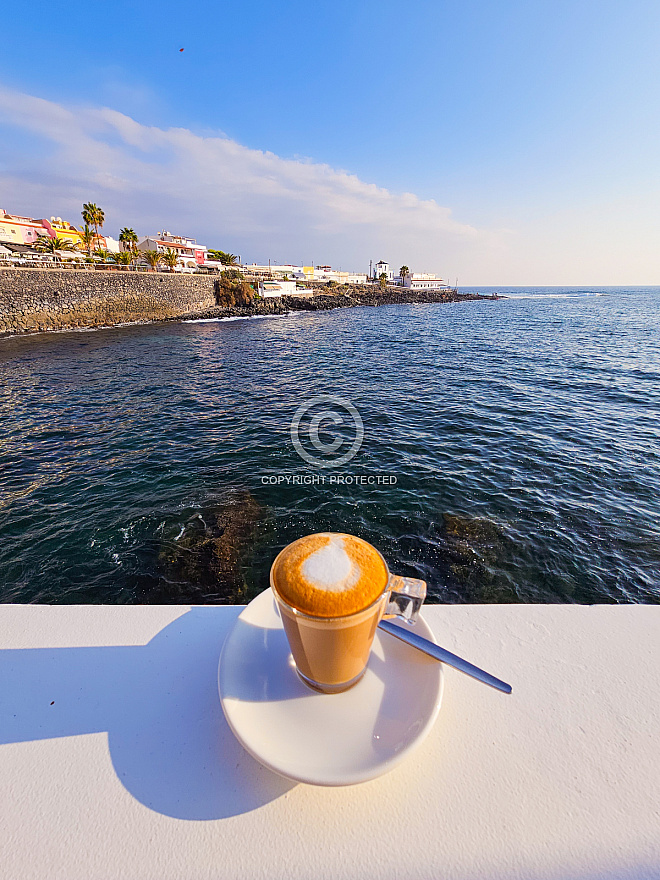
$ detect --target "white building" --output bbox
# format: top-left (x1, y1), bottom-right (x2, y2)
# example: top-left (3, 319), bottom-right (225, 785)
top-left (371, 259), bottom-right (451, 289)
top-left (395, 272), bottom-right (449, 290)
top-left (203, 259), bottom-right (227, 272)
top-left (244, 264), bottom-right (304, 278)
top-left (138, 231), bottom-right (207, 271)
top-left (372, 260), bottom-right (393, 281)
top-left (104, 237), bottom-right (121, 254)
top-left (258, 279), bottom-right (300, 297)
top-left (314, 265), bottom-right (368, 284)
top-left (245, 264), bottom-right (366, 284)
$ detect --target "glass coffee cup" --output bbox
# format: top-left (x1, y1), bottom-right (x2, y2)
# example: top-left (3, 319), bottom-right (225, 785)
top-left (270, 532), bottom-right (427, 693)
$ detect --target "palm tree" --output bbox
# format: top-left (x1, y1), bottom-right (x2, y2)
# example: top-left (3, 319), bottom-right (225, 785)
top-left (94, 248), bottom-right (111, 262)
top-left (34, 234), bottom-right (78, 262)
top-left (119, 227), bottom-right (138, 253)
top-left (143, 250), bottom-right (163, 271)
top-left (208, 249), bottom-right (238, 265)
top-left (379, 272), bottom-right (388, 289)
top-left (82, 203), bottom-right (105, 241)
top-left (81, 203), bottom-right (95, 228)
top-left (161, 249), bottom-right (179, 272)
top-left (80, 225), bottom-right (96, 257)
top-left (399, 265), bottom-right (410, 284)
top-left (112, 251), bottom-right (133, 267)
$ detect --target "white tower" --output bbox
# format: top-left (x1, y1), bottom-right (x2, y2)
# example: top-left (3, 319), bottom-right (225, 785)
top-left (373, 260), bottom-right (393, 281)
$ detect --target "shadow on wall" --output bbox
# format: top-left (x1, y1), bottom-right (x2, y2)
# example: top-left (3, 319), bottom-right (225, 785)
top-left (0, 607), bottom-right (295, 820)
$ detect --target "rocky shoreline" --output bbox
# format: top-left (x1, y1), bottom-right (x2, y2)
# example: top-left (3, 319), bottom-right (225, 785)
top-left (168, 284), bottom-right (500, 323)
top-left (0, 270), bottom-right (499, 337)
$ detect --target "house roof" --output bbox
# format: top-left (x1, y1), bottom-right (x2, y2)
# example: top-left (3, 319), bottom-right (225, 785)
top-left (156, 240), bottom-right (193, 251)
top-left (0, 217), bottom-right (47, 229)
top-left (2, 242), bottom-right (41, 254)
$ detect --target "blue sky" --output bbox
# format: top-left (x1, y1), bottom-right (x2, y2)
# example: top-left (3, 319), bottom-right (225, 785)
top-left (1, 0), bottom-right (659, 283)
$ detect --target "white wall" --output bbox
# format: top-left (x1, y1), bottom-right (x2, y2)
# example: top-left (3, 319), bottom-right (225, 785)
top-left (104, 237), bottom-right (121, 254)
top-left (1, 603), bottom-right (658, 880)
top-left (259, 280), bottom-right (298, 297)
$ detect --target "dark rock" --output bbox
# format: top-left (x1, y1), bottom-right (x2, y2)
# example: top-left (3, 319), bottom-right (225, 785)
top-left (155, 490), bottom-right (264, 603)
top-left (435, 512), bottom-right (520, 602)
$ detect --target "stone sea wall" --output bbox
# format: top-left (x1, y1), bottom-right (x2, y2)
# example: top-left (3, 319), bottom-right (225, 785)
top-left (0, 269), bottom-right (217, 334)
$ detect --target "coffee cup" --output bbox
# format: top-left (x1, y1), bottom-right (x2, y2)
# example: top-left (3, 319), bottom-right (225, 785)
top-left (270, 532), bottom-right (426, 693)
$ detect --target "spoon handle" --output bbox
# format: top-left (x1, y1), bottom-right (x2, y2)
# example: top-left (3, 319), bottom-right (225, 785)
top-left (378, 619), bottom-right (512, 694)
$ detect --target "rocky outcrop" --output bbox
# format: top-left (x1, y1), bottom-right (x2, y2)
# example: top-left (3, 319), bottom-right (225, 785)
top-left (434, 513), bottom-right (520, 602)
top-left (169, 286), bottom-right (499, 323)
top-left (153, 491), bottom-right (264, 604)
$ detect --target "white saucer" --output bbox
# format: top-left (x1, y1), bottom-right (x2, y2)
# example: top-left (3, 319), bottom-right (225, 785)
top-left (218, 588), bottom-right (444, 786)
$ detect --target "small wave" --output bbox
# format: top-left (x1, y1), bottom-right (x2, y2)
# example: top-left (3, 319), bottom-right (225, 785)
top-left (0, 320), bottom-right (153, 341)
top-left (1, 314), bottom-right (292, 340)
top-left (504, 292), bottom-right (604, 300)
top-left (183, 313), bottom-right (292, 324)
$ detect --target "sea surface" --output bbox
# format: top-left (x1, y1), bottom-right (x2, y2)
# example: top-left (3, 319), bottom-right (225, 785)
top-left (1, 286), bottom-right (659, 605)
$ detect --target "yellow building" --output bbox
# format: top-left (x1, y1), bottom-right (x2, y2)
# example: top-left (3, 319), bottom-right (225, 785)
top-left (43, 217), bottom-right (86, 248)
top-left (0, 210), bottom-right (49, 245)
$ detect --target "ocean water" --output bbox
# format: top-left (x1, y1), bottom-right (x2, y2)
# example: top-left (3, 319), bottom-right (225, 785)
top-left (0, 286), bottom-right (658, 605)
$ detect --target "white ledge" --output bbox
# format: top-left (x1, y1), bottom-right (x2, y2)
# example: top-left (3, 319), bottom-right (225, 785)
top-left (1, 603), bottom-right (659, 879)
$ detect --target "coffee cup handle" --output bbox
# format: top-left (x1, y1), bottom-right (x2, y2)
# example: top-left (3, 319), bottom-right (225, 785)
top-left (383, 575), bottom-right (427, 625)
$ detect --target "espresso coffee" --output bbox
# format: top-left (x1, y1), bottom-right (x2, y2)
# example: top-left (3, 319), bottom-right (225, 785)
top-left (272, 533), bottom-right (389, 618)
top-left (271, 533), bottom-right (391, 692)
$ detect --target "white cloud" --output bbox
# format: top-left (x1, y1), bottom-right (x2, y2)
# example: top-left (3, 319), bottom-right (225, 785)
top-left (3, 84), bottom-right (660, 284)
top-left (0, 84), bottom-right (489, 275)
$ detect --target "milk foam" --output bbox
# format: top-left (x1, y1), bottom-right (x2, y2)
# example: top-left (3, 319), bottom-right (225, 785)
top-left (300, 536), bottom-right (360, 592)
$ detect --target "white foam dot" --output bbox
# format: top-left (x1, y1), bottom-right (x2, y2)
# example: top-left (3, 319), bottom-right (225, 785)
top-left (301, 536), bottom-right (360, 592)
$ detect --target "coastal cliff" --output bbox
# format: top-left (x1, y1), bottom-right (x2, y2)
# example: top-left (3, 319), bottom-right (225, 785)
top-left (0, 269), bottom-right (497, 336)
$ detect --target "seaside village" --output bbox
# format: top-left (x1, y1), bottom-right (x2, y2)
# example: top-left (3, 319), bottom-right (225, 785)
top-left (0, 206), bottom-right (451, 296)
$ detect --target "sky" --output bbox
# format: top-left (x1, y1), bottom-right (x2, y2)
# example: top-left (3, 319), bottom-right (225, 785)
top-left (1, 0), bottom-right (660, 284)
